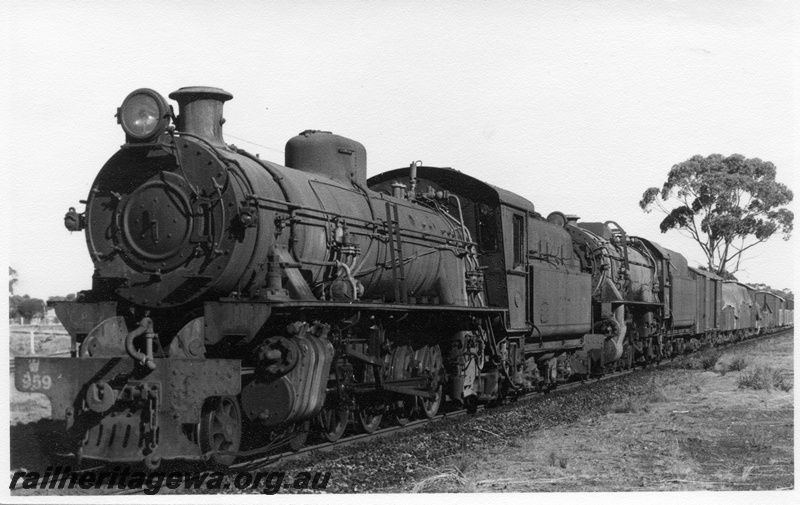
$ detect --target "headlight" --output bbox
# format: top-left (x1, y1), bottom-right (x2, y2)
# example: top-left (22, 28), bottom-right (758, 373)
top-left (118, 88), bottom-right (170, 142)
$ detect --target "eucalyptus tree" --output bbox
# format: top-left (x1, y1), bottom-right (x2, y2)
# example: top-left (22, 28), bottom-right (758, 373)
top-left (640, 154), bottom-right (793, 277)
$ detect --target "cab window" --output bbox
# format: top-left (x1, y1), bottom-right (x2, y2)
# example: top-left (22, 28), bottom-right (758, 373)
top-left (512, 214), bottom-right (524, 266)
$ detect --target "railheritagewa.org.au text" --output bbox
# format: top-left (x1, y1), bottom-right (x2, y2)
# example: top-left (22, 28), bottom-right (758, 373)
top-left (10, 466), bottom-right (331, 494)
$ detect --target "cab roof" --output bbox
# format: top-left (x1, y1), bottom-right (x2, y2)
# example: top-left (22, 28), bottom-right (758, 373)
top-left (368, 166), bottom-right (536, 213)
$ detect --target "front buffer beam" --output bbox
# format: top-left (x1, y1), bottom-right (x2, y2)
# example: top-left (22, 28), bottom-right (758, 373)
top-left (14, 357), bottom-right (240, 465)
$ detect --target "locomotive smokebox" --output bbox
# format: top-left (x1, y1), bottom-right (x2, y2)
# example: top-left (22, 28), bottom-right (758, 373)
top-left (169, 86), bottom-right (233, 147)
top-left (285, 130), bottom-right (367, 185)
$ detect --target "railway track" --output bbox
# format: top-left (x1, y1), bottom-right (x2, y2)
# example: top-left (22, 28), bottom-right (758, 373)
top-left (10, 327), bottom-right (792, 496)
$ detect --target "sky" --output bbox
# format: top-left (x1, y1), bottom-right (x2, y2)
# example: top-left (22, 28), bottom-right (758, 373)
top-left (1, 0), bottom-right (797, 301)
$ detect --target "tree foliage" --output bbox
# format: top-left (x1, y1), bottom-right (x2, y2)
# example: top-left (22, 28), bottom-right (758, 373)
top-left (47, 293), bottom-right (77, 303)
top-left (9, 295), bottom-right (46, 322)
top-left (640, 154), bottom-right (793, 276)
top-left (8, 268), bottom-right (74, 323)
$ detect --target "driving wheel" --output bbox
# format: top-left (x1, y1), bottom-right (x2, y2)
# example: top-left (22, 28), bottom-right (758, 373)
top-left (421, 345), bottom-right (443, 418)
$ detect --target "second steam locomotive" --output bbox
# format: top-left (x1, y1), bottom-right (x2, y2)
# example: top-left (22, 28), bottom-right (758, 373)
top-left (15, 86), bottom-right (793, 468)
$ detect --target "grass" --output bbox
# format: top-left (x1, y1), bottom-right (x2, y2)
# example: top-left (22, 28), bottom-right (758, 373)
top-left (606, 378), bottom-right (669, 414)
top-left (737, 366), bottom-right (793, 392)
top-left (675, 349), bottom-right (761, 376)
top-left (644, 378), bottom-right (669, 403)
top-left (742, 424), bottom-right (772, 450)
top-left (607, 398), bottom-right (650, 414)
top-left (412, 456), bottom-right (478, 493)
top-left (700, 351), bottom-right (722, 370)
top-left (740, 465), bottom-right (756, 482)
top-left (548, 451), bottom-right (568, 469)
top-left (411, 471), bottom-right (473, 493)
top-left (452, 455), bottom-right (477, 475)
top-left (725, 356), bottom-right (750, 372)
top-left (673, 350), bottom-right (722, 371)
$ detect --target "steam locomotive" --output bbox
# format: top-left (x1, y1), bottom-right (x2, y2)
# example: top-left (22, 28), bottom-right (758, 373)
top-left (15, 87), bottom-right (793, 469)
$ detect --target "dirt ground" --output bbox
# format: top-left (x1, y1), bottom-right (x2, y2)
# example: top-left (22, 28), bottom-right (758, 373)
top-left (450, 334), bottom-right (794, 493)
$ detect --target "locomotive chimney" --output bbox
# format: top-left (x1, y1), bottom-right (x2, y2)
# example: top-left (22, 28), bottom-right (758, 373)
top-left (169, 86), bottom-right (233, 148)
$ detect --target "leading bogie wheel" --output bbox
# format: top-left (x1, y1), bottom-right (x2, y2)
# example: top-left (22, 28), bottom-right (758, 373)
top-left (316, 406), bottom-right (350, 443)
top-left (200, 396), bottom-right (242, 468)
top-left (392, 397), bottom-right (417, 426)
top-left (357, 406), bottom-right (383, 434)
top-left (422, 386), bottom-right (442, 419)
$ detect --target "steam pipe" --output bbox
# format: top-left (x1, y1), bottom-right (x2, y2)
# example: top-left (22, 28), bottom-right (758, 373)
top-left (603, 305), bottom-right (627, 363)
top-left (126, 317), bottom-right (156, 370)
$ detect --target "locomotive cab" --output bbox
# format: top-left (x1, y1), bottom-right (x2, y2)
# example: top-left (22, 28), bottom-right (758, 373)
top-left (369, 167), bottom-right (596, 388)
